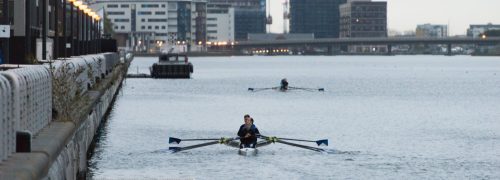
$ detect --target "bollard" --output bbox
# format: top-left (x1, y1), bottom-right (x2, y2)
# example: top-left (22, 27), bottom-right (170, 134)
top-left (16, 131), bottom-right (32, 153)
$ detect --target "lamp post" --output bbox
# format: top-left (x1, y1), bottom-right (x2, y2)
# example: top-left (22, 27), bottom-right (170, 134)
top-left (73, 1), bottom-right (82, 55)
top-left (68, 0), bottom-right (75, 56)
top-left (85, 8), bottom-right (90, 54)
top-left (42, 0), bottom-right (47, 60)
top-left (54, 0), bottom-right (59, 59)
top-left (79, 4), bottom-right (88, 55)
top-left (62, 0), bottom-right (67, 58)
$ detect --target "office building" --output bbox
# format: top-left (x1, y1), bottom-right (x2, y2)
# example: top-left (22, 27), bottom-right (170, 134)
top-left (290, 0), bottom-right (347, 38)
top-left (91, 0), bottom-right (207, 52)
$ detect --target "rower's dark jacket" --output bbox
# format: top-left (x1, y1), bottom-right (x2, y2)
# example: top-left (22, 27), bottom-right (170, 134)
top-left (237, 124), bottom-right (260, 146)
top-left (281, 79), bottom-right (289, 90)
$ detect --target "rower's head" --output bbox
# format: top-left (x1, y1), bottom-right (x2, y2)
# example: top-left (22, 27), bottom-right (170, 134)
top-left (244, 114), bottom-right (252, 125)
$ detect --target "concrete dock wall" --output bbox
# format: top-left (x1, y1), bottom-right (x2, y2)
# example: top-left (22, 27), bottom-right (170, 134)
top-left (0, 52), bottom-right (130, 179)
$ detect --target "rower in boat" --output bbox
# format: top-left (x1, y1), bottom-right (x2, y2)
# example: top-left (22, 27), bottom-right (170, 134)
top-left (169, 116), bottom-right (329, 155)
top-left (248, 78), bottom-right (324, 92)
top-left (280, 78), bottom-right (289, 91)
top-left (237, 114), bottom-right (260, 149)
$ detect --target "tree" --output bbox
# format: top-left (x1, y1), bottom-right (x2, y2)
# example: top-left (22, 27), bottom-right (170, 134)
top-left (103, 17), bottom-right (115, 38)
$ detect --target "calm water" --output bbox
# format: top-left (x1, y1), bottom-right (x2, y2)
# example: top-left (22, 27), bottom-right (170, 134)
top-left (88, 56), bottom-right (500, 179)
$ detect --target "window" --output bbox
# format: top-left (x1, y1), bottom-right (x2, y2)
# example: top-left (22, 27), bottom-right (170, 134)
top-left (141, 26), bottom-right (145, 29)
top-left (141, 4), bottom-right (159, 8)
top-left (208, 30), bottom-right (217, 33)
top-left (138, 11), bottom-right (152, 15)
top-left (161, 26), bottom-right (166, 29)
top-left (207, 24), bottom-right (217, 27)
top-left (114, 19), bottom-right (129, 22)
top-left (155, 26), bottom-right (159, 29)
top-left (155, 11), bottom-right (166, 15)
top-left (207, 18), bottom-right (217, 21)
top-left (107, 11), bottom-right (125, 15)
top-left (141, 19), bottom-right (145, 22)
top-left (148, 19), bottom-right (167, 22)
top-left (114, 26), bottom-right (118, 29)
top-left (121, 4), bottom-right (129, 8)
top-left (156, 33), bottom-right (168, 36)
top-left (121, 26), bottom-right (125, 29)
top-left (148, 26), bottom-right (152, 29)
top-left (107, 4), bottom-right (118, 8)
top-left (161, 4), bottom-right (166, 8)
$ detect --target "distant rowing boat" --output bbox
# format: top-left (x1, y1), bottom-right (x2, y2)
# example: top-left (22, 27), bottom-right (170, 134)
top-left (248, 86), bottom-right (325, 92)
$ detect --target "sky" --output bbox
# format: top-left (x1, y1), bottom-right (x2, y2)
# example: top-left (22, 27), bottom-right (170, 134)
top-left (268, 0), bottom-right (500, 35)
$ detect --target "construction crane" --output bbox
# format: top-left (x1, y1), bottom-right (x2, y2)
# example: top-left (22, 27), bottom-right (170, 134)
top-left (283, 0), bottom-right (290, 34)
top-left (266, 0), bottom-right (273, 33)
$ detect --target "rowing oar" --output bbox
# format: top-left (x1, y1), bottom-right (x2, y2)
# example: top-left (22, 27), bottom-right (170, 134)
top-left (169, 137), bottom-right (239, 153)
top-left (259, 135), bottom-right (326, 152)
top-left (169, 137), bottom-right (221, 144)
top-left (276, 138), bottom-right (328, 146)
top-left (248, 87), bottom-right (279, 92)
top-left (277, 140), bottom-right (325, 152)
top-left (289, 87), bottom-right (325, 92)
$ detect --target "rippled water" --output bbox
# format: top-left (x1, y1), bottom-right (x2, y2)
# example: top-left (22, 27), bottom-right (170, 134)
top-left (88, 56), bottom-right (500, 179)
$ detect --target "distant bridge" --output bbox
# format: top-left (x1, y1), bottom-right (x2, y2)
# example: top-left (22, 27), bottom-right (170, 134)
top-left (233, 37), bottom-right (500, 55)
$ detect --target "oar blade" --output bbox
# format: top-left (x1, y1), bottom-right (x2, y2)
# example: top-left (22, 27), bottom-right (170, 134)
top-left (277, 140), bottom-right (325, 152)
top-left (169, 137), bottom-right (181, 144)
top-left (318, 88), bottom-right (325, 91)
top-left (169, 147), bottom-right (182, 153)
top-left (316, 139), bottom-right (328, 146)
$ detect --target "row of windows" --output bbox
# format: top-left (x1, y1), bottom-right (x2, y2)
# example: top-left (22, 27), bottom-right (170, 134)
top-left (107, 4), bottom-right (165, 8)
top-left (114, 18), bottom-right (168, 23)
top-left (114, 19), bottom-right (129, 22)
top-left (107, 4), bottom-right (129, 8)
top-left (207, 10), bottom-right (229, 14)
top-left (138, 11), bottom-right (167, 15)
top-left (141, 25), bottom-right (167, 30)
top-left (107, 11), bottom-right (125, 15)
top-left (350, 13), bottom-right (386, 18)
top-left (344, 26), bottom-right (387, 31)
top-left (141, 4), bottom-right (166, 8)
top-left (353, 6), bottom-right (386, 12)
top-left (148, 19), bottom-right (168, 22)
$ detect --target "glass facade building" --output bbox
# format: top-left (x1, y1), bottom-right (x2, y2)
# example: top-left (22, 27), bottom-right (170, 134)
top-left (208, 0), bottom-right (266, 40)
top-left (290, 0), bottom-right (346, 38)
top-left (234, 9), bottom-right (265, 40)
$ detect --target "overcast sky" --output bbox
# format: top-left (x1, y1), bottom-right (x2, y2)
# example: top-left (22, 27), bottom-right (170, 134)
top-left (268, 0), bottom-right (500, 35)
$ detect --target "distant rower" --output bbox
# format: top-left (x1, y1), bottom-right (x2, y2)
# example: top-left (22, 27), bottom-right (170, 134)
top-left (280, 78), bottom-right (289, 91)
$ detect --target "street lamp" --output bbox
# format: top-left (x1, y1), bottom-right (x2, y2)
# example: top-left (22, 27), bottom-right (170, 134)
top-left (73, 1), bottom-right (83, 7)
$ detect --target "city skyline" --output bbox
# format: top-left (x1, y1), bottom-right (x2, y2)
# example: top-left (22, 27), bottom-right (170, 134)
top-left (268, 0), bottom-right (500, 35)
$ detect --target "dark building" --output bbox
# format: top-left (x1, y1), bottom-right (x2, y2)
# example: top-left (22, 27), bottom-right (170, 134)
top-left (339, 0), bottom-right (387, 38)
top-left (339, 0), bottom-right (387, 53)
top-left (208, 0), bottom-right (266, 40)
top-left (289, 0), bottom-right (346, 39)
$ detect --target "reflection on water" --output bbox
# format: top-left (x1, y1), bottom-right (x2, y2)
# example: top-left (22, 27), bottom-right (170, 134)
top-left (88, 56), bottom-right (500, 179)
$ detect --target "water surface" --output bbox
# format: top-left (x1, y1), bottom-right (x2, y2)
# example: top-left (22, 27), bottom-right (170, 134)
top-left (88, 56), bottom-right (500, 179)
